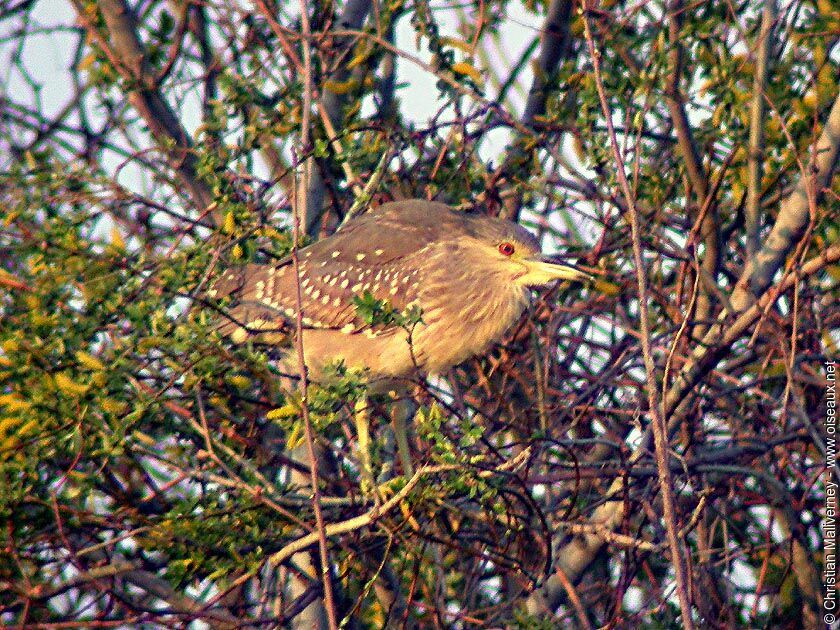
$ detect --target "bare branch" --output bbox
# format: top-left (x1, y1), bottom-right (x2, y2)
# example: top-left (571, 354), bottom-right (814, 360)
top-left (300, 0), bottom-right (373, 236)
top-left (665, 0), bottom-right (719, 331)
top-left (534, 241), bottom-right (840, 612)
top-left (522, 0), bottom-right (576, 127)
top-left (579, 5), bottom-right (694, 626)
top-left (746, 0), bottom-right (778, 258)
top-left (72, 0), bottom-right (217, 221)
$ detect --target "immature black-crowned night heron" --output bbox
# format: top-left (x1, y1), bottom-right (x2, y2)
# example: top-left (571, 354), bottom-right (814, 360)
top-left (210, 199), bottom-right (589, 378)
top-left (211, 199), bottom-right (591, 376)
top-left (210, 199), bottom-right (590, 626)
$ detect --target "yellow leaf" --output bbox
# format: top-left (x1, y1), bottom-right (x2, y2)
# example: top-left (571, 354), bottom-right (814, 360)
top-left (451, 62), bottom-right (483, 84)
top-left (633, 110), bottom-right (644, 129)
top-left (267, 403), bottom-right (299, 420)
top-left (102, 399), bottom-right (128, 415)
top-left (257, 226), bottom-right (284, 240)
top-left (286, 421), bottom-right (304, 450)
top-left (698, 79), bottom-right (715, 96)
top-left (593, 280), bottom-right (621, 296)
top-left (25, 151), bottom-right (38, 171)
top-left (566, 71), bottom-right (585, 88)
top-left (656, 30), bottom-right (666, 51)
top-left (440, 37), bottom-right (473, 54)
top-left (227, 375), bottom-right (252, 390)
top-left (323, 78), bottom-right (360, 95)
top-left (110, 226), bottom-right (125, 250)
top-left (231, 243), bottom-right (243, 260)
top-left (346, 51), bottom-right (369, 70)
top-left (0, 416), bottom-right (24, 434)
top-left (207, 567), bottom-right (230, 582)
top-left (17, 419), bottom-right (39, 438)
top-left (76, 351), bottom-right (105, 371)
top-left (223, 211), bottom-right (235, 235)
top-left (712, 105), bottom-right (724, 127)
top-left (573, 136), bottom-right (586, 161)
top-left (132, 430), bottom-right (158, 447)
top-left (816, 0), bottom-right (837, 17)
top-left (0, 439), bottom-right (20, 458)
top-left (78, 52), bottom-right (96, 71)
top-left (78, 52), bottom-right (96, 70)
top-left (2, 339), bottom-right (19, 353)
top-left (55, 373), bottom-right (90, 396)
top-left (0, 394), bottom-right (31, 411)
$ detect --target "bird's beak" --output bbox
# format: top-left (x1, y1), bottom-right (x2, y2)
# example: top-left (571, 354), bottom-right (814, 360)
top-left (522, 254), bottom-right (593, 286)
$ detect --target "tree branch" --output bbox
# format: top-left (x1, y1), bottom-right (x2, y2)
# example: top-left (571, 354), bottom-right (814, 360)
top-left (293, 2), bottom-right (337, 625)
top-left (522, 0), bottom-right (576, 127)
top-left (746, 0), bottom-right (777, 258)
top-left (528, 92), bottom-right (840, 611)
top-left (499, 0), bottom-right (576, 221)
top-left (530, 241), bottom-right (840, 613)
top-left (268, 451), bottom-right (531, 569)
top-left (733, 91), bottom-right (840, 310)
top-left (579, 4), bottom-right (695, 626)
top-left (665, 0), bottom-right (719, 332)
top-left (300, 0), bottom-right (373, 236)
top-left (72, 0), bottom-right (217, 221)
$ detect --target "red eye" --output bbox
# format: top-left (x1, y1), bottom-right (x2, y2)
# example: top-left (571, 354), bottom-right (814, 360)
top-left (498, 242), bottom-right (515, 256)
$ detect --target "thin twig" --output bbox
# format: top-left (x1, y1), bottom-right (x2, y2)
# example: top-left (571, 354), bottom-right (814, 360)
top-left (294, 2), bottom-right (338, 626)
top-left (581, 3), bottom-right (695, 627)
top-left (70, 0), bottom-right (217, 221)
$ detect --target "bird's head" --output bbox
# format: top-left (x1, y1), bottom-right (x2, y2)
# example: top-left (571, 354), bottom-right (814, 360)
top-left (462, 214), bottom-right (592, 288)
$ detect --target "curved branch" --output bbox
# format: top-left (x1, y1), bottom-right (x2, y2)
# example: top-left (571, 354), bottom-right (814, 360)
top-left (268, 450), bottom-right (531, 569)
top-left (72, 0), bottom-right (217, 221)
